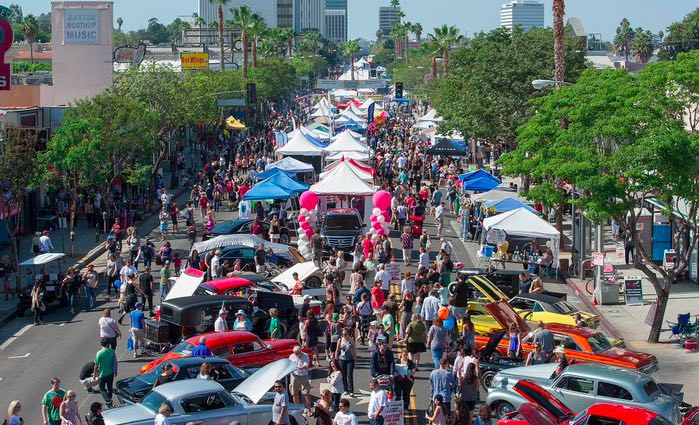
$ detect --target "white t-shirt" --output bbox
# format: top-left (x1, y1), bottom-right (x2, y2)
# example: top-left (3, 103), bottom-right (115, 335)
top-left (419, 252), bottom-right (430, 269)
top-left (120, 265), bottom-right (137, 283)
top-left (368, 389), bottom-right (387, 419)
top-left (401, 278), bottom-right (415, 295)
top-left (154, 413), bottom-right (171, 425)
top-left (334, 411), bottom-right (359, 425)
top-left (214, 316), bottom-right (227, 332)
top-left (99, 317), bottom-right (119, 338)
top-left (376, 270), bottom-right (391, 291)
top-left (210, 256), bottom-right (220, 278)
top-left (289, 352), bottom-right (309, 377)
top-left (435, 205), bottom-right (444, 220)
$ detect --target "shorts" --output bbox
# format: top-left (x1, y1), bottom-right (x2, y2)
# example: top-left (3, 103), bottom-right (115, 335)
top-left (408, 342), bottom-right (426, 354)
top-left (290, 374), bottom-right (311, 395)
top-left (270, 233), bottom-right (280, 240)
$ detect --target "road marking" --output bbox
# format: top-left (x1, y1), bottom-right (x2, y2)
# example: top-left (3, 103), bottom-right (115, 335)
top-left (7, 352), bottom-right (30, 359)
top-left (0, 324), bottom-right (33, 350)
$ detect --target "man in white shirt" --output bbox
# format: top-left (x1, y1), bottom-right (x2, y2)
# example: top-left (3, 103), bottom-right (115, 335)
top-left (120, 259), bottom-right (137, 285)
top-left (435, 202), bottom-right (445, 237)
top-left (375, 264), bottom-right (391, 300)
top-left (421, 289), bottom-right (442, 328)
top-left (333, 399), bottom-right (358, 425)
top-left (38, 231), bottom-right (54, 254)
top-left (210, 250), bottom-right (221, 279)
top-left (367, 378), bottom-right (387, 425)
top-left (214, 309), bottom-right (228, 332)
top-left (440, 238), bottom-right (452, 256)
top-left (288, 346), bottom-right (312, 413)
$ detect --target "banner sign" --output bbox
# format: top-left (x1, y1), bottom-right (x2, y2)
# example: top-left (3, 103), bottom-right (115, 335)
top-left (316, 79), bottom-right (387, 90)
top-left (624, 277), bottom-right (644, 306)
top-left (64, 9), bottom-right (100, 45)
top-left (383, 401), bottom-right (404, 425)
top-left (384, 262), bottom-right (401, 286)
top-left (0, 6), bottom-right (13, 91)
top-left (180, 52), bottom-right (209, 70)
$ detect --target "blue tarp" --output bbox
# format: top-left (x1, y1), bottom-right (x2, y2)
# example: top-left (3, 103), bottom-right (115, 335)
top-left (265, 172), bottom-right (309, 193)
top-left (256, 167), bottom-right (294, 180)
top-left (462, 175), bottom-right (501, 192)
top-left (303, 131), bottom-right (328, 148)
top-left (459, 169), bottom-right (495, 182)
top-left (242, 179), bottom-right (294, 201)
top-left (483, 197), bottom-right (536, 214)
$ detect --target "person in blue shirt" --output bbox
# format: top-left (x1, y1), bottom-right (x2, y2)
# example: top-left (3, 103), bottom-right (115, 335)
top-left (353, 281), bottom-right (371, 305)
top-left (232, 309), bottom-right (253, 331)
top-left (191, 336), bottom-right (213, 358)
top-left (129, 303), bottom-right (146, 358)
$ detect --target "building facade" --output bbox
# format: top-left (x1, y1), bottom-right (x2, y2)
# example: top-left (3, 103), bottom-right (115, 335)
top-left (378, 6), bottom-right (400, 36)
top-left (198, 0), bottom-right (282, 28)
top-left (294, 0), bottom-right (326, 34)
top-left (500, 0), bottom-right (544, 31)
top-left (277, 0), bottom-right (294, 28)
top-left (324, 0), bottom-right (347, 42)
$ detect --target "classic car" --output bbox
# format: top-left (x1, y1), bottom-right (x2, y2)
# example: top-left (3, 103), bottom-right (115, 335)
top-left (104, 360), bottom-right (307, 425)
top-left (458, 269), bottom-right (536, 299)
top-left (210, 219), bottom-right (291, 244)
top-left (116, 357), bottom-right (249, 405)
top-left (474, 301), bottom-right (658, 373)
top-left (464, 275), bottom-right (599, 333)
top-left (486, 363), bottom-right (682, 423)
top-left (217, 245), bottom-right (295, 270)
top-left (476, 329), bottom-right (525, 389)
top-left (140, 330), bottom-right (305, 374)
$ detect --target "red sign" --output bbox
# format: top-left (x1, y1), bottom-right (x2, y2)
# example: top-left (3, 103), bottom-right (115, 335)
top-left (0, 18), bottom-right (13, 91)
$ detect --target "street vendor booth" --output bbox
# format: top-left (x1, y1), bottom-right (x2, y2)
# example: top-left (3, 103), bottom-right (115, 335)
top-left (242, 179), bottom-right (295, 201)
top-left (320, 157), bottom-right (374, 182)
top-left (481, 207), bottom-right (560, 276)
top-left (276, 130), bottom-right (325, 173)
top-left (310, 159), bottom-right (376, 222)
top-left (324, 130), bottom-right (370, 154)
top-left (426, 139), bottom-right (468, 157)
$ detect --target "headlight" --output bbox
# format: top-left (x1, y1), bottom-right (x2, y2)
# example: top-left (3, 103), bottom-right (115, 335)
top-left (489, 375), bottom-right (502, 389)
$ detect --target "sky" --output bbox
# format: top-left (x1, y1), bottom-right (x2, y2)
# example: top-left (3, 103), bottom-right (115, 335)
top-left (15, 0), bottom-right (698, 42)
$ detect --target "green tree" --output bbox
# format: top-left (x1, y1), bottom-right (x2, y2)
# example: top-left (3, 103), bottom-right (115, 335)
top-left (500, 55), bottom-right (699, 343)
top-left (248, 57), bottom-right (298, 100)
top-left (21, 14), bottom-right (39, 64)
top-left (192, 13), bottom-right (205, 28)
top-left (390, 22), bottom-right (407, 60)
top-left (341, 39), bottom-right (361, 81)
top-left (428, 24), bottom-right (463, 76)
top-left (145, 17), bottom-right (170, 44)
top-left (614, 18), bottom-right (635, 60)
top-left (632, 28), bottom-right (654, 63)
top-left (210, 0), bottom-right (231, 70)
top-left (230, 4), bottom-right (256, 77)
top-left (412, 22), bottom-right (423, 45)
top-left (661, 7), bottom-right (699, 60)
top-left (249, 15), bottom-right (267, 68)
top-left (279, 27), bottom-right (296, 57)
top-left (0, 126), bottom-right (38, 286)
top-left (167, 18), bottom-right (191, 44)
top-left (299, 30), bottom-right (323, 54)
top-left (116, 17), bottom-right (123, 32)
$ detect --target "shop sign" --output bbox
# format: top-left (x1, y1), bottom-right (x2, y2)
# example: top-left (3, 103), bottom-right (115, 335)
top-left (64, 9), bottom-right (100, 44)
top-left (181, 52), bottom-right (209, 70)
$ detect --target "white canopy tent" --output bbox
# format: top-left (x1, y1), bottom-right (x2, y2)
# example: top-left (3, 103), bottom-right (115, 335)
top-left (348, 103), bottom-right (366, 118)
top-left (336, 110), bottom-right (367, 125)
top-left (330, 129), bottom-right (364, 141)
top-left (320, 158), bottom-right (373, 182)
top-left (326, 150), bottom-right (370, 161)
top-left (419, 108), bottom-right (443, 122)
top-left (482, 207), bottom-right (560, 264)
top-left (266, 156), bottom-right (315, 174)
top-left (471, 188), bottom-right (526, 204)
top-left (359, 98), bottom-right (375, 110)
top-left (276, 130), bottom-right (324, 156)
top-left (310, 160), bottom-right (375, 195)
top-left (324, 130), bottom-right (370, 154)
top-left (310, 105), bottom-right (334, 119)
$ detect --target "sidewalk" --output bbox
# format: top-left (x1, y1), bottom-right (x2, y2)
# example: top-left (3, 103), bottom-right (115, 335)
top-left (560, 217), bottom-right (699, 404)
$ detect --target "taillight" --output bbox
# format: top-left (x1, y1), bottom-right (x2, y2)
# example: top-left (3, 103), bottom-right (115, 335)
top-left (311, 306), bottom-right (321, 316)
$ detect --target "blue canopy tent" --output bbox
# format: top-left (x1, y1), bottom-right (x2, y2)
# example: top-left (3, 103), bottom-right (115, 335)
top-left (462, 175), bottom-right (501, 192)
top-left (303, 131), bottom-right (328, 148)
top-left (256, 167), bottom-right (294, 181)
top-left (459, 169), bottom-right (494, 182)
top-left (266, 172), bottom-right (309, 194)
top-left (336, 119), bottom-right (366, 133)
top-left (242, 179), bottom-right (294, 201)
top-left (483, 197), bottom-right (536, 214)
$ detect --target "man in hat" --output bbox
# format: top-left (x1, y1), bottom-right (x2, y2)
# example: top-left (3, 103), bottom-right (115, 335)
top-left (552, 346), bottom-right (569, 378)
top-left (129, 302), bottom-right (146, 358)
top-left (299, 295), bottom-right (312, 319)
top-left (214, 308), bottom-right (228, 332)
top-left (233, 309), bottom-right (252, 331)
top-left (191, 336), bottom-right (213, 357)
top-left (370, 340), bottom-right (395, 378)
top-left (288, 345), bottom-right (312, 414)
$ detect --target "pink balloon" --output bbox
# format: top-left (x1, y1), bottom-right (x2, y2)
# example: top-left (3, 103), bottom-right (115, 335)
top-left (372, 221), bottom-right (382, 229)
top-left (298, 215), bottom-right (307, 222)
top-left (373, 190), bottom-right (391, 210)
top-left (301, 221), bottom-right (311, 230)
top-left (377, 229), bottom-right (386, 237)
top-left (305, 229), bottom-right (313, 239)
top-left (299, 191), bottom-right (319, 210)
top-left (370, 214), bottom-right (377, 222)
top-left (382, 209), bottom-right (391, 220)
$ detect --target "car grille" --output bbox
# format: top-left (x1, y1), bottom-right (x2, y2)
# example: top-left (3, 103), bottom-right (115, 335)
top-left (326, 236), bottom-right (355, 248)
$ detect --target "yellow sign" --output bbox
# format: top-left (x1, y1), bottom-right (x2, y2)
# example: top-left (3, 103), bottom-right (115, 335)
top-left (180, 53), bottom-right (209, 70)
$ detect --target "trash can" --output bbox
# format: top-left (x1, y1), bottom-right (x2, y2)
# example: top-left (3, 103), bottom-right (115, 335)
top-left (595, 276), bottom-right (620, 305)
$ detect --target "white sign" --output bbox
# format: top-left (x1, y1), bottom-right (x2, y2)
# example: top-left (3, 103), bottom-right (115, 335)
top-left (384, 401), bottom-right (404, 425)
top-left (64, 9), bottom-right (100, 45)
top-left (593, 252), bottom-right (605, 266)
top-left (486, 228), bottom-right (507, 244)
top-left (385, 262), bottom-right (401, 286)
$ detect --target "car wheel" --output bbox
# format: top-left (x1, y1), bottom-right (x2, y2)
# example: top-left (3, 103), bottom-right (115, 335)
top-left (305, 276), bottom-right (322, 289)
top-left (279, 233), bottom-right (290, 245)
top-left (480, 370), bottom-right (496, 390)
top-left (495, 401), bottom-right (515, 418)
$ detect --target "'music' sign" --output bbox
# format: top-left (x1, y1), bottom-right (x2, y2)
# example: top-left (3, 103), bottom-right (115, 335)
top-left (0, 6), bottom-right (13, 91)
top-left (64, 8), bottom-right (100, 44)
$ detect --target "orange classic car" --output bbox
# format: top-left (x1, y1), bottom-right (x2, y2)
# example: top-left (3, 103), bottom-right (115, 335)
top-left (474, 301), bottom-right (658, 374)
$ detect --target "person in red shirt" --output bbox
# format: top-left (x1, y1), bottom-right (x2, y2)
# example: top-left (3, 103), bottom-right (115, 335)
top-left (290, 272), bottom-right (304, 296)
top-left (418, 188), bottom-right (429, 203)
top-left (198, 193), bottom-right (208, 220)
top-left (371, 280), bottom-right (385, 310)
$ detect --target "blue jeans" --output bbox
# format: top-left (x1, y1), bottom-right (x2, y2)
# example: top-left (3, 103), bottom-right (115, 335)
top-left (370, 417), bottom-right (384, 425)
top-left (339, 358), bottom-right (355, 393)
top-left (69, 292), bottom-right (79, 311)
top-left (83, 286), bottom-right (96, 310)
top-left (431, 347), bottom-right (444, 369)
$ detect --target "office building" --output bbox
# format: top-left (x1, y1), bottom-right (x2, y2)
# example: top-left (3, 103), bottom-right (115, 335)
top-left (378, 6), bottom-right (401, 36)
top-left (324, 0), bottom-right (347, 42)
top-left (277, 0), bottom-right (294, 28)
top-left (198, 0), bottom-right (293, 28)
top-left (294, 0), bottom-right (326, 33)
top-left (500, 0), bottom-right (544, 31)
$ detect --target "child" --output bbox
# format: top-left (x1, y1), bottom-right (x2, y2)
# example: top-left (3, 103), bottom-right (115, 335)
top-left (414, 296), bottom-right (423, 318)
top-left (269, 308), bottom-right (282, 339)
top-left (367, 320), bottom-right (379, 353)
top-left (233, 259), bottom-right (242, 272)
top-left (418, 247), bottom-right (430, 271)
top-left (172, 253), bottom-right (182, 277)
top-left (205, 218), bottom-right (215, 233)
top-left (507, 324), bottom-right (521, 358)
top-left (426, 394), bottom-right (446, 425)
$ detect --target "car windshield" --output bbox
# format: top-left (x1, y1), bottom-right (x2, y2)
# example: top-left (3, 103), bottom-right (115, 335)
top-left (257, 280), bottom-right (283, 291)
top-left (172, 341), bottom-right (195, 356)
top-left (587, 333), bottom-right (613, 353)
top-left (643, 380), bottom-right (661, 397)
top-left (141, 391), bottom-right (172, 413)
top-left (552, 301), bottom-right (578, 314)
top-left (324, 215), bottom-right (361, 230)
top-left (137, 367), bottom-right (165, 385)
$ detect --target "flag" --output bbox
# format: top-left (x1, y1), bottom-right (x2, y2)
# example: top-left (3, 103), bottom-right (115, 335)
top-left (367, 103), bottom-right (375, 125)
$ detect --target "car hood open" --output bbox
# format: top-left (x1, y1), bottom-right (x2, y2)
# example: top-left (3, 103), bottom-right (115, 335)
top-left (272, 262), bottom-right (320, 289)
top-left (468, 275), bottom-right (510, 303)
top-left (233, 358), bottom-right (298, 404)
top-left (515, 403), bottom-right (560, 425)
top-left (484, 300), bottom-right (531, 333)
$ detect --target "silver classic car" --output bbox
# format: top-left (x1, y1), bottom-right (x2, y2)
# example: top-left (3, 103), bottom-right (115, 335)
top-left (486, 363), bottom-right (682, 423)
top-left (103, 359), bottom-right (307, 425)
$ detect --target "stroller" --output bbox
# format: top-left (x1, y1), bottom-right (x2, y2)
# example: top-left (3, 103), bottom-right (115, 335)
top-left (410, 215), bottom-right (425, 238)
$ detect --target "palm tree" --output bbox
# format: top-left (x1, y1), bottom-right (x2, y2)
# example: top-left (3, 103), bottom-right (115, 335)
top-left (301, 30), bottom-right (323, 54)
top-left (428, 25), bottom-right (463, 76)
top-left (632, 28), bottom-right (654, 63)
top-left (412, 22), bottom-right (423, 45)
top-left (21, 15), bottom-right (39, 64)
top-left (278, 27), bottom-right (296, 57)
top-left (402, 21), bottom-right (412, 61)
top-left (209, 0), bottom-right (231, 70)
top-left (192, 13), bottom-right (205, 28)
top-left (116, 17), bottom-right (123, 32)
top-left (249, 15), bottom-right (266, 67)
top-left (391, 22), bottom-right (406, 60)
top-left (341, 39), bottom-right (361, 81)
top-left (553, 0), bottom-right (565, 86)
top-left (614, 18), bottom-right (634, 60)
top-left (230, 4), bottom-right (256, 77)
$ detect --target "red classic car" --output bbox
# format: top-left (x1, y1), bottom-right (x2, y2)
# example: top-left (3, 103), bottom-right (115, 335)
top-left (140, 330), bottom-right (306, 374)
top-left (499, 380), bottom-right (676, 425)
top-left (474, 301), bottom-right (658, 373)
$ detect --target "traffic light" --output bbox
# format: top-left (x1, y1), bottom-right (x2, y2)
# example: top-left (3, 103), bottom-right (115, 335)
top-left (246, 83), bottom-right (257, 104)
top-left (395, 81), bottom-right (404, 98)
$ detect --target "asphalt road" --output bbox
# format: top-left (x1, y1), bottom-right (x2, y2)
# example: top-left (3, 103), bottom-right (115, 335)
top-left (0, 197), bottom-right (586, 425)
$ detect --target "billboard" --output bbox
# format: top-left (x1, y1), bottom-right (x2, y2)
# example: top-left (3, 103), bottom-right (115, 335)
top-left (64, 8), bottom-right (100, 45)
top-left (180, 52), bottom-right (209, 70)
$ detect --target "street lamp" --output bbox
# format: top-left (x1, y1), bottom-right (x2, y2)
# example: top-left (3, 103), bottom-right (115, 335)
top-left (532, 79), bottom-right (573, 90)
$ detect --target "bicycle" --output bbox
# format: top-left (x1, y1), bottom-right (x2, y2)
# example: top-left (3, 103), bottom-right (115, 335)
top-left (568, 258), bottom-right (596, 294)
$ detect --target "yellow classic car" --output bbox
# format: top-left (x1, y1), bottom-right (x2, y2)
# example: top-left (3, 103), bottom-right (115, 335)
top-left (462, 275), bottom-right (599, 335)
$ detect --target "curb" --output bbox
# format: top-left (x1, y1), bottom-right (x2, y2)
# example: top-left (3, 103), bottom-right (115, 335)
top-left (0, 185), bottom-right (191, 327)
top-left (564, 276), bottom-right (624, 341)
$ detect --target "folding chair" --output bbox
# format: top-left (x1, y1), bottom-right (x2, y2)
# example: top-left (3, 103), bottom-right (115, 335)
top-left (666, 313), bottom-right (691, 342)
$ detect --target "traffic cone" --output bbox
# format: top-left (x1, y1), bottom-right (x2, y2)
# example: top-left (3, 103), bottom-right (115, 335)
top-left (593, 292), bottom-right (598, 305)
